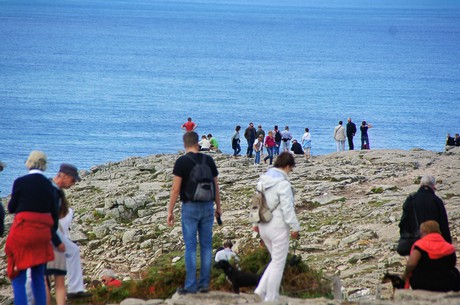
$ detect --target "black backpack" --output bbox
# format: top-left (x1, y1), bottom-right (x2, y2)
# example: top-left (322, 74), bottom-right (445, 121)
top-left (274, 130), bottom-right (282, 142)
top-left (185, 154), bottom-right (216, 202)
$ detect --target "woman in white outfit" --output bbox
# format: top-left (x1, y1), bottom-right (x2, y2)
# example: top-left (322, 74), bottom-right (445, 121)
top-left (333, 121), bottom-right (346, 152)
top-left (253, 152), bottom-right (300, 302)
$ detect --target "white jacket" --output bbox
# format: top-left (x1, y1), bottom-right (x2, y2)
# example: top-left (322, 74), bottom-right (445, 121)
top-left (256, 168), bottom-right (301, 232)
top-left (334, 125), bottom-right (346, 141)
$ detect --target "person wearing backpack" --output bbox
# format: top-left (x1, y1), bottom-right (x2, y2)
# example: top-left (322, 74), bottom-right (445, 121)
top-left (253, 152), bottom-right (300, 302)
top-left (167, 132), bottom-right (222, 295)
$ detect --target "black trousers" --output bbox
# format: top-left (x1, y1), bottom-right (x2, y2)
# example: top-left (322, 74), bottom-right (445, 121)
top-left (347, 135), bottom-right (354, 150)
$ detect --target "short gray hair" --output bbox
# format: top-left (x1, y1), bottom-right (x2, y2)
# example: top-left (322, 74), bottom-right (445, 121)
top-left (420, 175), bottom-right (436, 189)
top-left (100, 268), bottom-right (116, 279)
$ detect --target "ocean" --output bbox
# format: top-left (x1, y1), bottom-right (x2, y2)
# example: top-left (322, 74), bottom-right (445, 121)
top-left (1, 0), bottom-right (459, 196)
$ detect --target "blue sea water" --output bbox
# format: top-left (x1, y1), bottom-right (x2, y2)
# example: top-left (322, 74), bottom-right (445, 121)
top-left (1, 0), bottom-right (459, 195)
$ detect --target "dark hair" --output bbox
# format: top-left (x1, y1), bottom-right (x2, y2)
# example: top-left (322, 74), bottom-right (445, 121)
top-left (274, 152), bottom-right (295, 168)
top-left (224, 240), bottom-right (233, 248)
top-left (338, 121), bottom-right (343, 125)
top-left (274, 125), bottom-right (278, 130)
top-left (183, 131), bottom-right (199, 147)
top-left (236, 125), bottom-right (241, 131)
top-left (58, 189), bottom-right (70, 218)
top-left (207, 133), bottom-right (212, 138)
top-left (362, 121), bottom-right (367, 126)
top-left (305, 127), bottom-right (309, 132)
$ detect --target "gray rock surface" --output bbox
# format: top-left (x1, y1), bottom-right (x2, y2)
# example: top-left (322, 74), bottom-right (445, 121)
top-left (1, 148), bottom-right (459, 304)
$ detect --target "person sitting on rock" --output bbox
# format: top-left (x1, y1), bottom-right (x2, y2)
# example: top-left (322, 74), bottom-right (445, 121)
top-left (402, 220), bottom-right (460, 292)
top-left (446, 133), bottom-right (456, 151)
top-left (199, 135), bottom-right (211, 151)
top-left (215, 240), bottom-right (239, 263)
top-left (100, 269), bottom-right (122, 288)
top-left (208, 134), bottom-right (219, 151)
top-left (290, 139), bottom-right (304, 155)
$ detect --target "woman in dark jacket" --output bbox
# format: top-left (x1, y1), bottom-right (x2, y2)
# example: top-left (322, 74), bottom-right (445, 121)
top-left (5, 151), bottom-right (62, 305)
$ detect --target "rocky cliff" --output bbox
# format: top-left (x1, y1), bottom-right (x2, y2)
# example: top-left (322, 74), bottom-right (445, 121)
top-left (1, 148), bottom-right (459, 304)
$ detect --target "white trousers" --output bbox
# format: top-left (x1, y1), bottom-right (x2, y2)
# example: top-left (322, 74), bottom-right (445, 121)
top-left (335, 140), bottom-right (345, 152)
top-left (255, 224), bottom-right (290, 302)
top-left (63, 238), bottom-right (85, 293)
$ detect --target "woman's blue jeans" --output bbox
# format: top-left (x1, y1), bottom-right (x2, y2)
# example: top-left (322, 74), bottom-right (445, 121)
top-left (233, 144), bottom-right (241, 156)
top-left (264, 147), bottom-right (274, 164)
top-left (181, 201), bottom-right (214, 292)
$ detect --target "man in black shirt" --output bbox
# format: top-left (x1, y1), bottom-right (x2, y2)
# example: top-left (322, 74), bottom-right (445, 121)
top-left (167, 132), bottom-right (222, 294)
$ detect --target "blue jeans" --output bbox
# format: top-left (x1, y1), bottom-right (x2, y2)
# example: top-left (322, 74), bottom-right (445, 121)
top-left (181, 201), bottom-right (214, 292)
top-left (264, 147), bottom-right (274, 164)
top-left (13, 264), bottom-right (47, 305)
top-left (254, 151), bottom-right (261, 164)
top-left (246, 139), bottom-right (255, 156)
top-left (233, 143), bottom-right (241, 156)
top-left (274, 142), bottom-right (280, 155)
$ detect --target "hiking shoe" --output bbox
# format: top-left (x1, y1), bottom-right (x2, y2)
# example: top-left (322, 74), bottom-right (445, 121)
top-left (176, 287), bottom-right (196, 295)
top-left (198, 287), bottom-right (209, 293)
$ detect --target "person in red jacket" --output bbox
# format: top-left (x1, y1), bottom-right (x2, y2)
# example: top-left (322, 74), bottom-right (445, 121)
top-left (402, 220), bottom-right (460, 292)
top-left (100, 269), bottom-right (122, 288)
top-left (263, 130), bottom-right (276, 165)
top-left (5, 151), bottom-right (62, 305)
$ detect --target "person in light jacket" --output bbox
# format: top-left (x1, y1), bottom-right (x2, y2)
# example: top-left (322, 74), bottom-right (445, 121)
top-left (253, 152), bottom-right (300, 302)
top-left (333, 120), bottom-right (346, 152)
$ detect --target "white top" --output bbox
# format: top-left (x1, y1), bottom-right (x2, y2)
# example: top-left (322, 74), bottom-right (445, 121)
top-left (215, 248), bottom-right (239, 262)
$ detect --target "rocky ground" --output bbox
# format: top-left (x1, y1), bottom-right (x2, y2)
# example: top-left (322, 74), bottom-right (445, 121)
top-left (1, 148), bottom-right (459, 304)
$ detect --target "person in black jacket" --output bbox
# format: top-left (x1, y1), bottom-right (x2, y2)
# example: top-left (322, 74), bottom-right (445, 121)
top-left (398, 175), bottom-right (452, 247)
top-left (346, 118), bottom-right (357, 150)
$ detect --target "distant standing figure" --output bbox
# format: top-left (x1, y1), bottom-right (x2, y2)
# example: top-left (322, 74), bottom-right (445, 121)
top-left (0, 198), bottom-right (4, 237)
top-left (346, 118), bottom-right (357, 150)
top-left (231, 125), bottom-right (242, 157)
top-left (280, 126), bottom-right (292, 152)
top-left (253, 152), bottom-right (300, 302)
top-left (253, 134), bottom-right (264, 165)
top-left (181, 117), bottom-right (197, 132)
top-left (256, 125), bottom-right (265, 154)
top-left (244, 122), bottom-right (256, 158)
top-left (167, 132), bottom-right (222, 294)
top-left (360, 121), bottom-right (372, 149)
top-left (455, 134), bottom-right (460, 146)
top-left (334, 121), bottom-right (346, 152)
top-left (273, 126), bottom-right (282, 156)
top-left (290, 140), bottom-right (304, 155)
top-left (398, 175), bottom-right (452, 254)
top-left (263, 131), bottom-right (276, 165)
top-left (401, 221), bottom-right (460, 292)
top-left (301, 128), bottom-right (311, 161)
top-left (100, 269), bottom-right (122, 288)
top-left (5, 151), bottom-right (60, 305)
top-left (0, 161), bottom-right (5, 237)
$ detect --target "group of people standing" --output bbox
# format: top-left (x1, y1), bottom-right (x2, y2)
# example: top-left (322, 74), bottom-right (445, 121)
top-left (231, 123), bottom-right (312, 165)
top-left (334, 118), bottom-right (373, 152)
